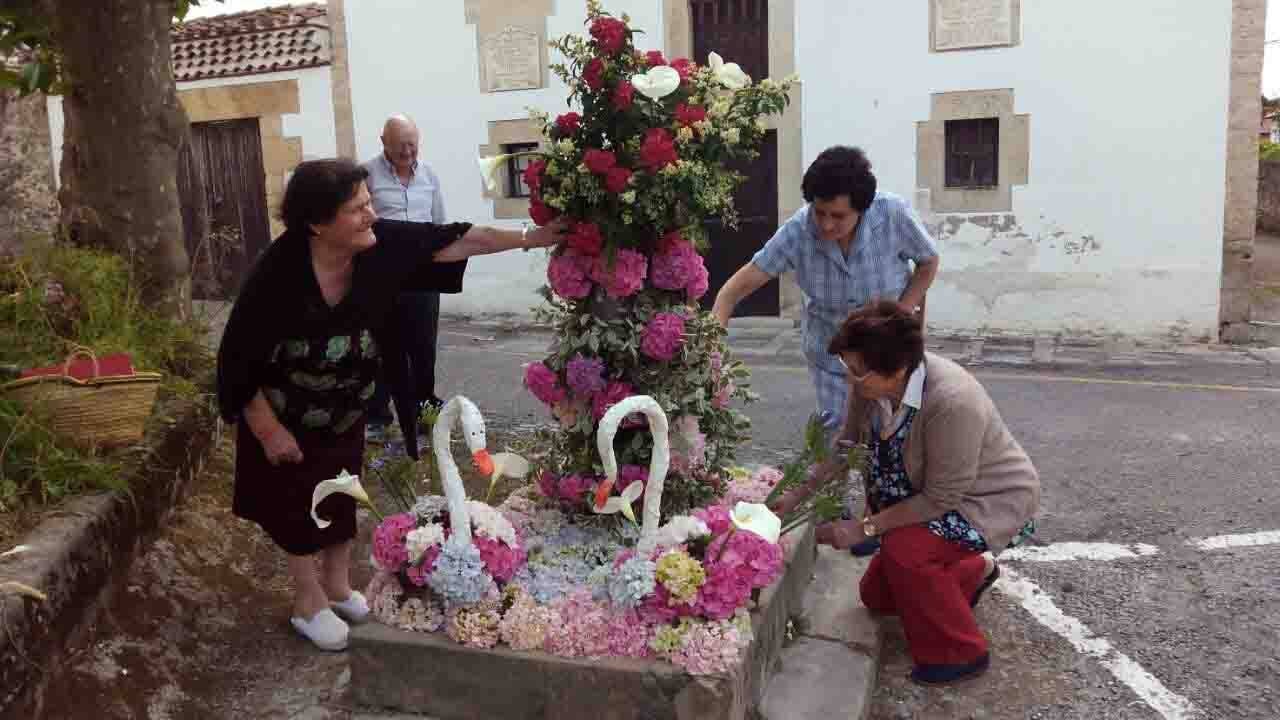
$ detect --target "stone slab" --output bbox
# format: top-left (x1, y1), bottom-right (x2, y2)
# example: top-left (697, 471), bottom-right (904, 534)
top-left (799, 547), bottom-right (880, 655)
top-left (758, 637), bottom-right (877, 720)
top-left (350, 524), bottom-right (816, 720)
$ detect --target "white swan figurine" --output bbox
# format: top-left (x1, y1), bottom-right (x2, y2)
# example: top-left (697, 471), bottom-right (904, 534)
top-left (593, 395), bottom-right (673, 555)
top-left (432, 395), bottom-right (497, 545)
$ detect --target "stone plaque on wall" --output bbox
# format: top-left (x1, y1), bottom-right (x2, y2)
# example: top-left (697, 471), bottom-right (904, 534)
top-left (932, 0), bottom-right (1018, 52)
top-left (479, 26), bottom-right (542, 92)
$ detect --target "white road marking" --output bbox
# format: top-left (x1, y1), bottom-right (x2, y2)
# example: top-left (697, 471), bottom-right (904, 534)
top-left (1188, 530), bottom-right (1280, 551)
top-left (1001, 542), bottom-right (1160, 563)
top-left (997, 567), bottom-right (1199, 720)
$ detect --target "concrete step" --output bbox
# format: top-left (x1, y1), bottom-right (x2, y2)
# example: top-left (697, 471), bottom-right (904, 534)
top-left (759, 547), bottom-right (881, 720)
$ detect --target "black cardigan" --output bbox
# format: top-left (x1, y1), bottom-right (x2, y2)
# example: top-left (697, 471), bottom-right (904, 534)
top-left (216, 219), bottom-right (472, 458)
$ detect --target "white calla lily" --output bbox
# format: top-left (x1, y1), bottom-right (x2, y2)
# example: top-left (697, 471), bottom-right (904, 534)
top-left (477, 154), bottom-right (511, 194)
top-left (630, 65), bottom-right (681, 100)
top-left (731, 501), bottom-right (781, 544)
top-left (483, 451), bottom-right (532, 503)
top-left (311, 469), bottom-right (377, 529)
top-left (708, 51), bottom-right (750, 90)
top-left (593, 480), bottom-right (645, 524)
top-left (0, 581), bottom-right (46, 602)
top-left (0, 544), bottom-right (31, 560)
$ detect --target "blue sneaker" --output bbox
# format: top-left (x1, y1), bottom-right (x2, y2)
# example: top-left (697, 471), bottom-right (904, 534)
top-left (850, 536), bottom-right (881, 557)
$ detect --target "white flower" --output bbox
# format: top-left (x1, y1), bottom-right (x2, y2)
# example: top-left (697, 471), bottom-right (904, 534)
top-left (676, 126), bottom-right (695, 144)
top-left (477, 154), bottom-right (510, 194)
top-left (466, 500), bottom-right (518, 546)
top-left (708, 51), bottom-right (750, 90)
top-left (693, 120), bottom-right (715, 136)
top-left (710, 98), bottom-right (732, 118)
top-left (621, 190), bottom-right (637, 204)
top-left (557, 139), bottom-right (576, 154)
top-left (652, 515), bottom-right (711, 548)
top-left (630, 65), bottom-right (681, 100)
top-left (730, 502), bottom-right (781, 544)
top-left (755, 117), bottom-right (769, 131)
top-left (311, 469), bottom-right (372, 529)
top-left (723, 127), bottom-right (741, 145)
top-left (406, 523), bottom-right (446, 562)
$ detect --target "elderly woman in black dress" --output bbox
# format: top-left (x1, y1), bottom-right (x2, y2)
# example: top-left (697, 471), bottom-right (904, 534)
top-left (216, 159), bottom-right (560, 651)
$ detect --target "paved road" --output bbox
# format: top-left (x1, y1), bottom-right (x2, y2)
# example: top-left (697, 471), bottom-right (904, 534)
top-left (435, 326), bottom-right (1280, 720)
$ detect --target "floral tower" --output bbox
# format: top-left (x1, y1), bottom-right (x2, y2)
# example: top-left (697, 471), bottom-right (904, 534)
top-left (518, 2), bottom-right (794, 518)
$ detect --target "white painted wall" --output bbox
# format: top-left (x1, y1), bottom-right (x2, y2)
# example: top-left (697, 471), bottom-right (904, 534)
top-left (798, 1), bottom-right (1233, 341)
top-left (46, 65), bottom-right (337, 189)
top-left (343, 0), bottom-right (666, 318)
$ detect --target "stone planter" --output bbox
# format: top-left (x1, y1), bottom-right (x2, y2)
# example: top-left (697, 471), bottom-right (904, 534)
top-left (350, 523), bottom-right (816, 720)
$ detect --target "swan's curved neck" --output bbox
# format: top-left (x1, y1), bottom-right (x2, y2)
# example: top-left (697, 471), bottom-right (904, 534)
top-left (598, 396), bottom-right (670, 554)
top-left (433, 399), bottom-right (473, 544)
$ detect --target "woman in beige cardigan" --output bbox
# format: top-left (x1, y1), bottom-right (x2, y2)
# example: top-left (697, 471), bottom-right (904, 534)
top-left (775, 301), bottom-right (1038, 685)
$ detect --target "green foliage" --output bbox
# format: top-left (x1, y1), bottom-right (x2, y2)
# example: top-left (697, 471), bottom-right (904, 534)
top-left (0, 1), bottom-right (219, 96)
top-left (764, 418), bottom-right (870, 536)
top-left (0, 245), bottom-right (213, 510)
top-left (1261, 141), bottom-right (1280, 162)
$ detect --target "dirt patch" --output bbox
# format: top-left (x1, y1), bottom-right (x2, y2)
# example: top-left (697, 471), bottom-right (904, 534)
top-left (36, 419), bottom-right (529, 719)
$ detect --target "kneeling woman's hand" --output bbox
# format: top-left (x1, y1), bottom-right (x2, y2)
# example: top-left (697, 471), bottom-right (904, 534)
top-left (815, 519), bottom-right (867, 550)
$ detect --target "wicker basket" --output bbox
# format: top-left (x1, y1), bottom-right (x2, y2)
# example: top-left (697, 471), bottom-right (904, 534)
top-left (1, 348), bottom-right (162, 450)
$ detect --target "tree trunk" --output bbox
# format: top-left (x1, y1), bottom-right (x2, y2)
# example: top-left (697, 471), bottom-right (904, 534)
top-left (48, 0), bottom-right (191, 317)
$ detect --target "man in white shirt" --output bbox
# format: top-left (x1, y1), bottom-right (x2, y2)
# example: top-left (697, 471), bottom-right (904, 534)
top-left (362, 114), bottom-right (448, 441)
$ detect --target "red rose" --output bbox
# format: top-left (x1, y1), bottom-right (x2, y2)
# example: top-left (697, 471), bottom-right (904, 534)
top-left (529, 198), bottom-right (560, 226)
top-left (639, 128), bottom-right (678, 172)
top-left (589, 16), bottom-right (628, 55)
top-left (523, 159), bottom-right (546, 194)
top-left (555, 112), bottom-right (582, 135)
top-left (644, 50), bottom-right (667, 67)
top-left (582, 58), bottom-right (605, 91)
top-left (583, 149), bottom-right (617, 175)
top-left (612, 81), bottom-right (635, 110)
top-left (605, 167), bottom-right (633, 193)
top-left (669, 58), bottom-right (695, 82)
top-left (568, 221), bottom-right (604, 256)
top-left (675, 103), bottom-right (707, 127)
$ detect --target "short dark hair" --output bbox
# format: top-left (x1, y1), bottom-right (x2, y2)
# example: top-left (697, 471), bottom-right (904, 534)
top-left (801, 146), bottom-right (877, 212)
top-left (280, 158), bottom-right (369, 234)
top-left (827, 300), bottom-right (924, 376)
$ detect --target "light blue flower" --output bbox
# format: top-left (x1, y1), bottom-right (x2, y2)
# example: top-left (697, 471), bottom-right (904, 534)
top-left (428, 536), bottom-right (493, 606)
top-left (607, 555), bottom-right (656, 609)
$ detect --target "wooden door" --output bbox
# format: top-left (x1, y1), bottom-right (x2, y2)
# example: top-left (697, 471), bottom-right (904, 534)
top-left (691, 0), bottom-right (779, 316)
top-left (177, 118), bottom-right (271, 300)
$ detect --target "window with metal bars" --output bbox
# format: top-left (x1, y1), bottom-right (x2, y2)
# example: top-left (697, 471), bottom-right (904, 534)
top-left (503, 142), bottom-right (539, 198)
top-left (944, 118), bottom-right (999, 188)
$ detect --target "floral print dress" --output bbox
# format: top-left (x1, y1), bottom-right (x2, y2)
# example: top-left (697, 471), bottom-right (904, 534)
top-left (261, 328), bottom-right (381, 437)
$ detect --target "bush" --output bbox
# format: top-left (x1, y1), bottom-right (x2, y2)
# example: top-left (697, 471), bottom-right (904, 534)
top-left (0, 244), bottom-right (213, 510)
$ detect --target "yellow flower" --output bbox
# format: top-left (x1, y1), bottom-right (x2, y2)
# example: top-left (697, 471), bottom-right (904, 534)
top-left (676, 126), bottom-right (695, 144)
top-left (655, 549), bottom-right (706, 605)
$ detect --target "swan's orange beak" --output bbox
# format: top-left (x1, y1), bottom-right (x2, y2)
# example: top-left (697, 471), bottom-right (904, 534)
top-left (593, 477), bottom-right (615, 511)
top-left (472, 449), bottom-right (495, 477)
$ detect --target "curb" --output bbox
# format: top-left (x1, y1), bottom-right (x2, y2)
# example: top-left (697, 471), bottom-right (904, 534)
top-left (0, 392), bottom-right (221, 719)
top-left (761, 547), bottom-right (881, 720)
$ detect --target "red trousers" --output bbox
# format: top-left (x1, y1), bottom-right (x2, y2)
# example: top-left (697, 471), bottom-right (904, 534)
top-left (859, 524), bottom-right (990, 666)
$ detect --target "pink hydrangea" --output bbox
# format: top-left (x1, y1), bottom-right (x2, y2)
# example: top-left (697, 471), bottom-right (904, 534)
top-left (686, 260), bottom-right (710, 300)
top-left (538, 470), bottom-right (560, 500)
top-left (650, 238), bottom-right (700, 291)
top-left (605, 609), bottom-right (654, 658)
top-left (713, 380), bottom-right (734, 409)
top-left (557, 473), bottom-right (599, 505)
top-left (473, 534), bottom-right (527, 583)
top-left (639, 581), bottom-right (698, 624)
top-left (545, 590), bottom-right (612, 658)
top-left (523, 361), bottom-right (567, 406)
top-left (568, 221), bottom-right (605, 256)
top-left (641, 312), bottom-right (686, 361)
top-left (547, 249), bottom-right (593, 299)
top-left (670, 415), bottom-right (707, 474)
top-left (405, 545), bottom-right (443, 587)
top-left (589, 249), bottom-right (647, 299)
top-left (692, 505), bottom-right (733, 536)
top-left (696, 531), bottom-right (785, 619)
top-left (592, 380), bottom-right (634, 421)
top-left (669, 618), bottom-right (748, 675)
top-left (499, 594), bottom-right (556, 651)
top-left (566, 354), bottom-right (607, 397)
top-left (617, 464), bottom-right (648, 492)
top-left (372, 513), bottom-right (416, 573)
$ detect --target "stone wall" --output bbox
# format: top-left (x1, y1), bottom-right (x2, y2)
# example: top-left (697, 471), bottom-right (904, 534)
top-left (1257, 159), bottom-right (1280, 234)
top-left (0, 89), bottom-right (58, 256)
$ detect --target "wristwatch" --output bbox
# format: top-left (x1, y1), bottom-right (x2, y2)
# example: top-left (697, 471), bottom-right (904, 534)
top-left (520, 223), bottom-right (531, 251)
top-left (862, 518), bottom-right (880, 537)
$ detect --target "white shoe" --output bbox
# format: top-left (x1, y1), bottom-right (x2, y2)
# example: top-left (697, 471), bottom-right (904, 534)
top-left (331, 590), bottom-right (370, 624)
top-left (291, 608), bottom-right (349, 651)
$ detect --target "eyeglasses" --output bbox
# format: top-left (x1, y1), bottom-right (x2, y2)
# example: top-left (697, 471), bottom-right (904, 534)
top-left (837, 354), bottom-right (873, 382)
